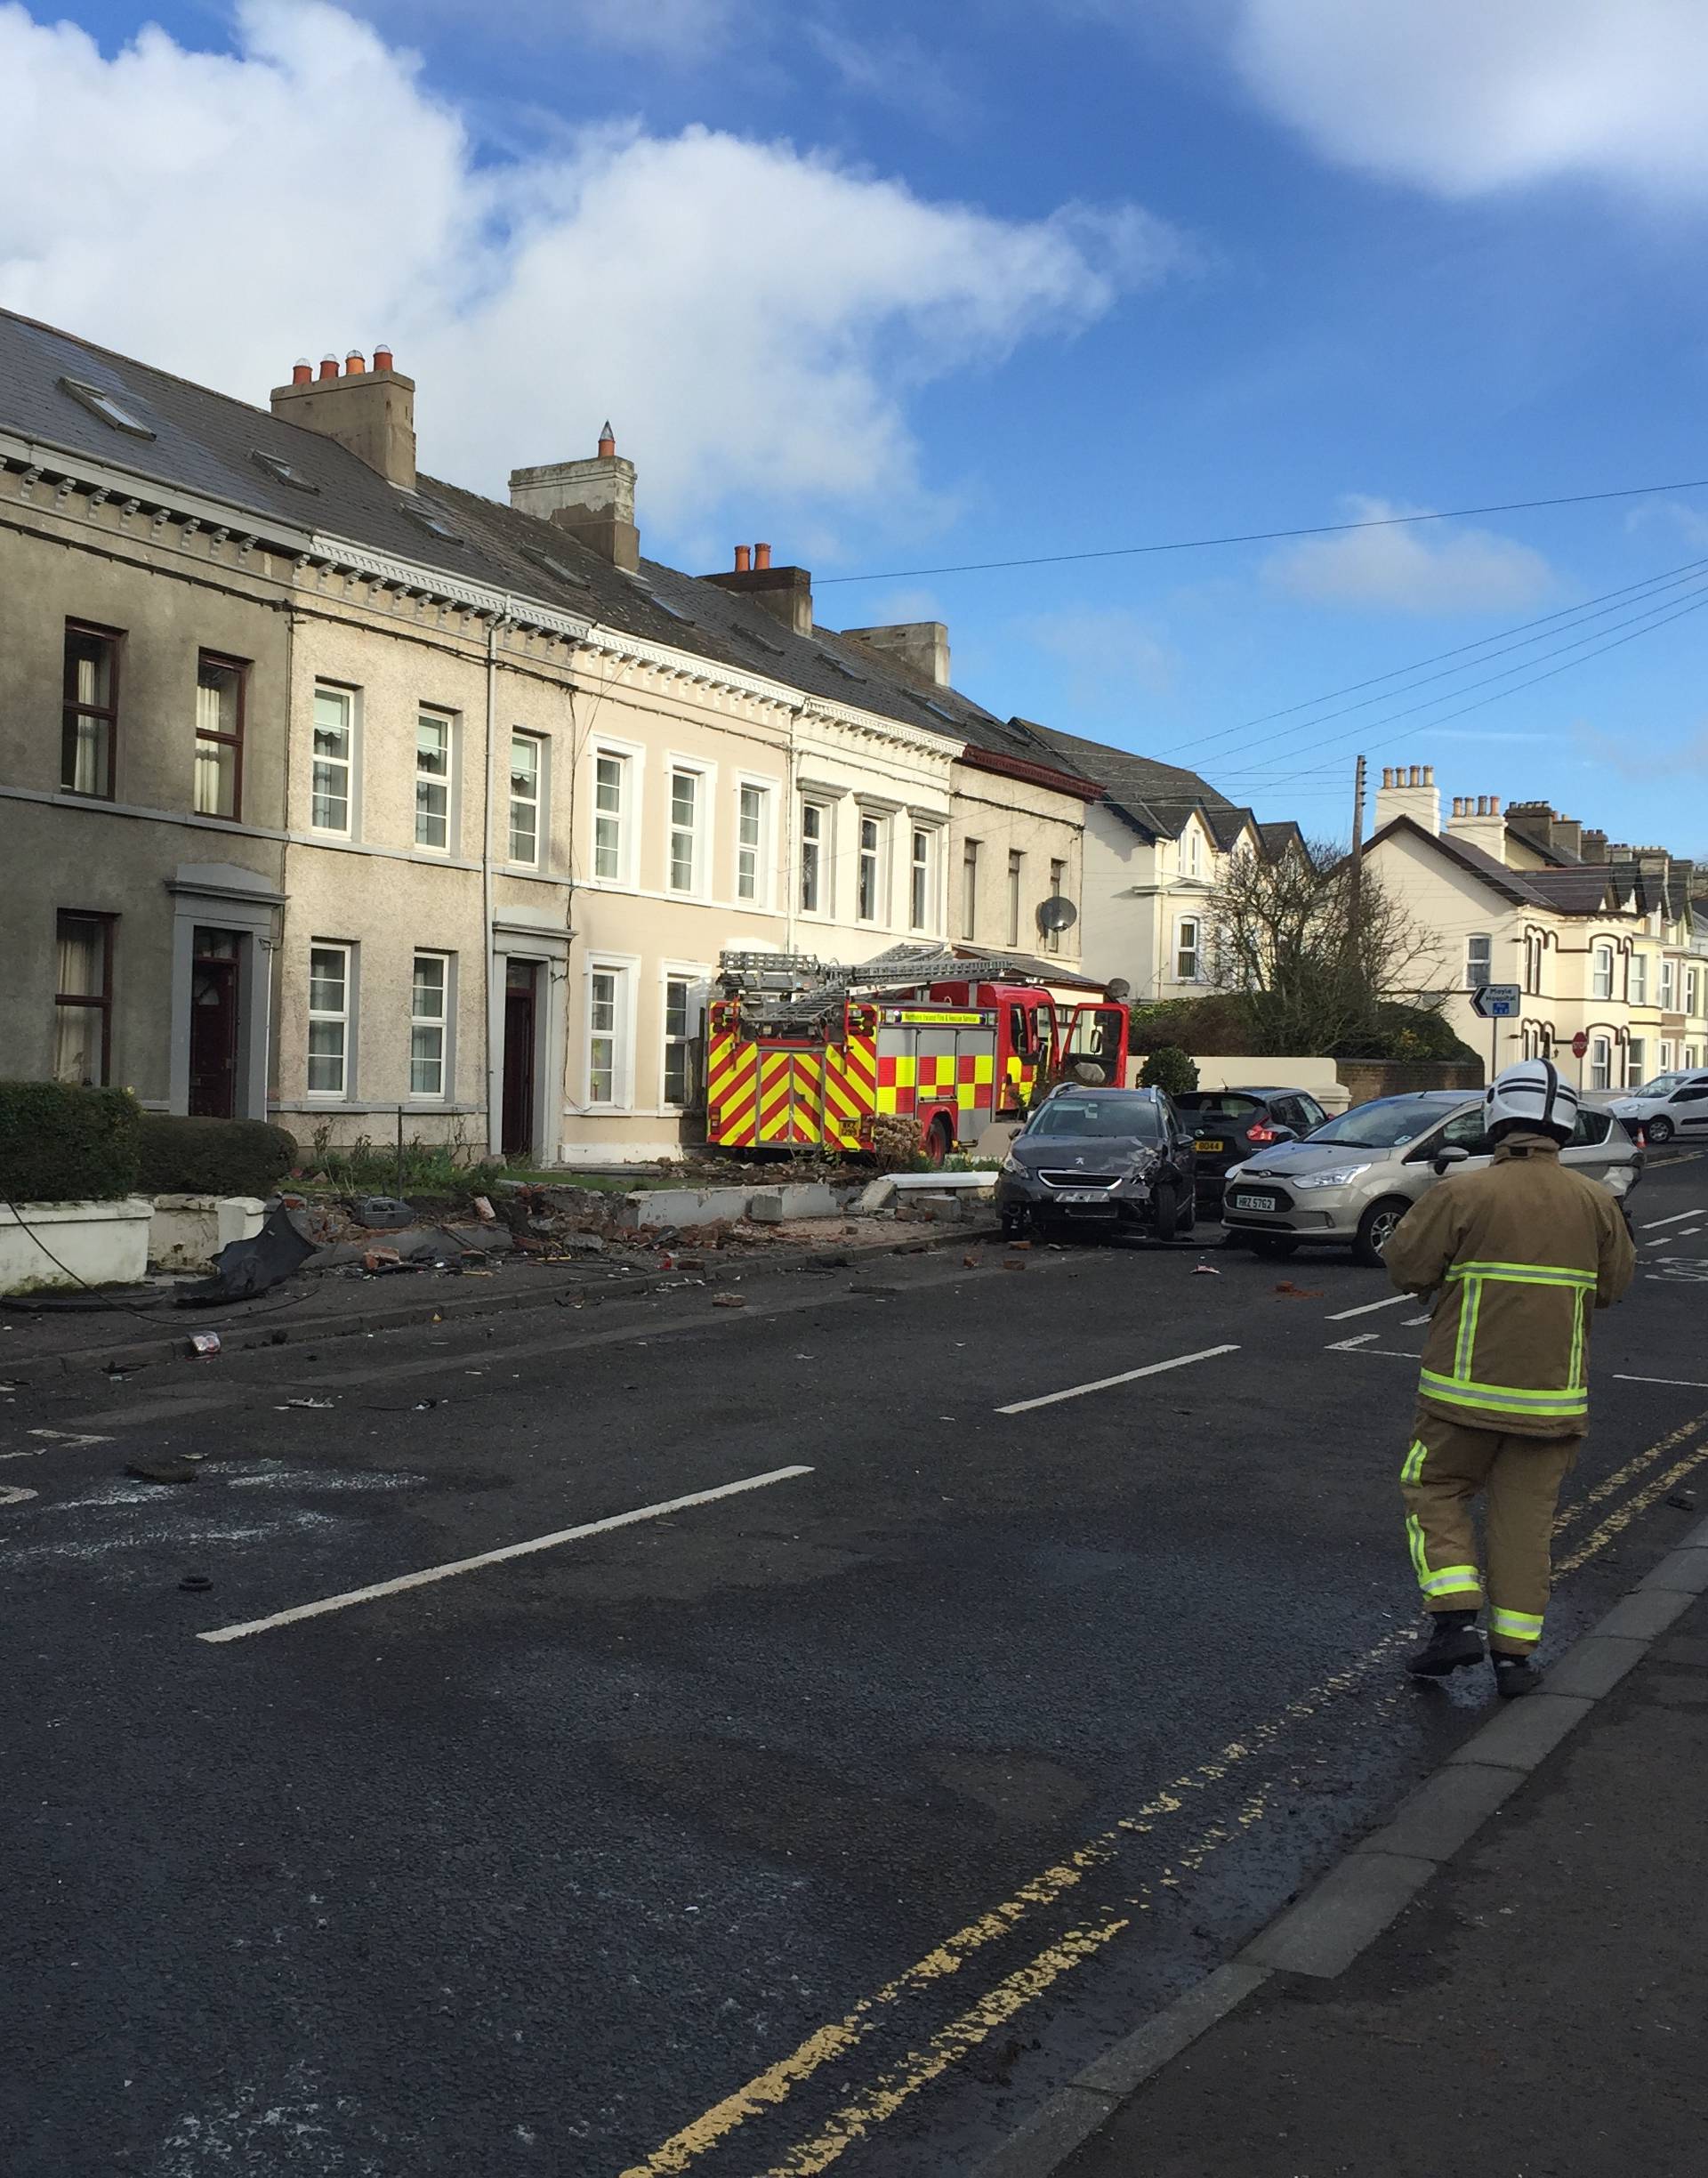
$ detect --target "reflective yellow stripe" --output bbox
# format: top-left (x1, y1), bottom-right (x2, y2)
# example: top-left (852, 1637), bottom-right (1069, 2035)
top-left (1489, 1606), bottom-right (1544, 1642)
top-left (1421, 1563), bottom-right (1482, 1598)
top-left (1406, 1513), bottom-right (1430, 1585)
top-left (1453, 1275), bottom-right (1482, 1383)
top-left (1569, 1290), bottom-right (1587, 1391)
top-left (1419, 1368), bottom-right (1588, 1418)
top-left (1445, 1260), bottom-right (1597, 1289)
top-left (1400, 1439), bottom-right (1429, 1486)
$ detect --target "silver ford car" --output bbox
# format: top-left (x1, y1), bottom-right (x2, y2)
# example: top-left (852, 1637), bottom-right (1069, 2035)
top-left (1220, 1090), bottom-right (1643, 1267)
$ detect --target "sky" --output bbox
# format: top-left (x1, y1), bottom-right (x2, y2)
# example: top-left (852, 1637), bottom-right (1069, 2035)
top-left (5, 0), bottom-right (1708, 850)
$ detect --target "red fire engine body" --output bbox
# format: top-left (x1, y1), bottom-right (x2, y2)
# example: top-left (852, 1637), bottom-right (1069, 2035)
top-left (704, 948), bottom-right (1132, 1157)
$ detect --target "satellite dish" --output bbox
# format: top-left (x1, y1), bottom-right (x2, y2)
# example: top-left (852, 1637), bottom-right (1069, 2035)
top-left (1036, 894), bottom-right (1078, 935)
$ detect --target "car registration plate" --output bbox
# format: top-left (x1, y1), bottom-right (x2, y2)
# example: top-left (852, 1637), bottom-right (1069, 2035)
top-left (1229, 1191), bottom-right (1276, 1213)
top-left (1195, 1137), bottom-right (1228, 1154)
top-left (1055, 1190), bottom-right (1110, 1204)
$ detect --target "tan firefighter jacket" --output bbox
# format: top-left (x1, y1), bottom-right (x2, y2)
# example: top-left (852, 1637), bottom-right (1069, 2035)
top-left (1384, 1130), bottom-right (1636, 1438)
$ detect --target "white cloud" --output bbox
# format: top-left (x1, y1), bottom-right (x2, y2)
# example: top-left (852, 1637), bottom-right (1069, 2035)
top-left (1264, 497), bottom-right (1557, 615)
top-left (1024, 606), bottom-right (1178, 710)
top-left (1228, 0), bottom-right (1708, 201)
top-left (0, 2), bottom-right (1174, 534)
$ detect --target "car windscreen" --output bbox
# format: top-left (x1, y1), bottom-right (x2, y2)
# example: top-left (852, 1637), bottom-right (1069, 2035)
top-left (1305, 1097), bottom-right (1453, 1150)
top-left (1028, 1101), bottom-right (1162, 1141)
top-left (1175, 1093), bottom-right (1262, 1118)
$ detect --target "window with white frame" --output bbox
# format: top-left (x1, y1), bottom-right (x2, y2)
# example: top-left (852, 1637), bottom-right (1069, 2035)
top-left (909, 826), bottom-right (935, 932)
top-left (1688, 966), bottom-right (1704, 1017)
top-left (800, 798), bottom-right (828, 915)
top-left (668, 767), bottom-right (703, 894)
top-left (415, 710), bottom-right (453, 851)
top-left (1006, 849), bottom-right (1023, 947)
top-left (1590, 1035), bottom-right (1612, 1091)
top-left (662, 975), bottom-right (699, 1108)
top-left (307, 944), bottom-right (352, 1096)
top-left (961, 839), bottom-right (979, 942)
top-left (509, 733), bottom-right (544, 867)
top-left (858, 813), bottom-right (886, 923)
top-left (1631, 953), bottom-right (1648, 1004)
top-left (1591, 943), bottom-right (1614, 1000)
top-left (737, 783), bottom-right (771, 905)
top-left (1626, 1037), bottom-right (1647, 1087)
top-left (409, 952), bottom-right (450, 1098)
top-left (1524, 932), bottom-right (1543, 994)
top-left (311, 685), bottom-right (355, 835)
top-left (1176, 916), bottom-right (1202, 982)
top-left (1186, 825), bottom-right (1204, 879)
top-left (1659, 1040), bottom-right (1675, 1072)
top-left (587, 964), bottom-right (629, 1106)
top-left (1661, 957), bottom-right (1677, 1011)
top-left (1466, 933), bottom-right (1492, 988)
top-left (592, 749), bottom-right (628, 882)
top-left (1046, 858), bottom-right (1067, 956)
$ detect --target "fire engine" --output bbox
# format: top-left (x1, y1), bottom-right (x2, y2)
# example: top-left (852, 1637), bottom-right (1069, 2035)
top-left (704, 946), bottom-right (1132, 1159)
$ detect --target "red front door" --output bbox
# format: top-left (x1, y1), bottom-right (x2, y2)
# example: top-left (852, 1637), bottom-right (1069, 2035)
top-left (189, 928), bottom-right (241, 1117)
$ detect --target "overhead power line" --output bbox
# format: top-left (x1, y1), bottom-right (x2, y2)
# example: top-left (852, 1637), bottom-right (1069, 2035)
top-left (1152, 551), bottom-right (1708, 766)
top-left (1213, 585), bottom-right (1708, 792)
top-left (813, 475), bottom-right (1708, 585)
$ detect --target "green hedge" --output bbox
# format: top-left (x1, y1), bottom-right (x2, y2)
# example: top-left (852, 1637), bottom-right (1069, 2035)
top-left (0, 1082), bottom-right (142, 1204)
top-left (1139, 1045), bottom-right (1200, 1095)
top-left (137, 1115), bottom-right (298, 1198)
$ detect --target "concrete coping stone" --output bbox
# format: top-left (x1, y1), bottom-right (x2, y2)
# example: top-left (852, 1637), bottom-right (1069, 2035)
top-left (1240, 1850), bottom-right (1438, 1980)
top-left (1588, 1587), bottom-right (1698, 1642)
top-left (1636, 1551), bottom-right (1708, 1598)
top-left (1446, 1690), bottom-right (1591, 1773)
top-left (1355, 1759), bottom-right (1527, 1866)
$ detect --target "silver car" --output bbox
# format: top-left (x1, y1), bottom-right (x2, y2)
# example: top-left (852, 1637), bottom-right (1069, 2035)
top-left (1221, 1090), bottom-right (1644, 1266)
top-left (1608, 1069), bottom-right (1708, 1148)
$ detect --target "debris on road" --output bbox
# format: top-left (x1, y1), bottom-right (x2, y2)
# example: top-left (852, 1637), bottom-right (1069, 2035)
top-left (126, 1455), bottom-right (197, 1485)
top-left (711, 1294), bottom-right (748, 1309)
top-left (1668, 1490), bottom-right (1697, 1511)
top-left (177, 1572), bottom-right (213, 1593)
top-left (278, 1397), bottom-right (335, 1410)
top-left (187, 1332), bottom-right (222, 1357)
top-left (1273, 1280), bottom-right (1325, 1299)
top-left (1193, 1261), bottom-right (1222, 1276)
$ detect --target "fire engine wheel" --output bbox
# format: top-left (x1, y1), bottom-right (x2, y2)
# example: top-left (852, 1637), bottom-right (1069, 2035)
top-left (922, 1115), bottom-right (955, 1167)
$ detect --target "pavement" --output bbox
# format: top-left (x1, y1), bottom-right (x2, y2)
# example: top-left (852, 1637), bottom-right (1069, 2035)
top-left (1057, 1581), bottom-right (1708, 2178)
top-left (1, 1152), bottom-right (1704, 2177)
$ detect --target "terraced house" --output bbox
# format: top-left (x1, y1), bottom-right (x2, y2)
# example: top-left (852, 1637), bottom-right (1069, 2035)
top-left (0, 309), bottom-right (1098, 1162)
top-left (1366, 765), bottom-right (1704, 1086)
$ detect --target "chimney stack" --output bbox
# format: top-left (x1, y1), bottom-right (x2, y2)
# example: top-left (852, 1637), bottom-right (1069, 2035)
top-left (291, 359), bottom-right (312, 386)
top-left (271, 345), bottom-right (416, 490)
top-left (704, 542), bottom-right (814, 635)
top-left (1446, 788), bottom-right (1509, 862)
top-left (509, 424), bottom-right (639, 572)
top-left (1581, 827), bottom-right (1609, 864)
top-left (839, 621), bottom-right (953, 689)
top-left (1373, 757), bottom-right (1440, 837)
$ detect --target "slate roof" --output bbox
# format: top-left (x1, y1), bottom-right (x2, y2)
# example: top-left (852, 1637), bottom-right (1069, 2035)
top-left (1372, 817), bottom-right (1632, 914)
top-left (0, 306), bottom-right (1077, 777)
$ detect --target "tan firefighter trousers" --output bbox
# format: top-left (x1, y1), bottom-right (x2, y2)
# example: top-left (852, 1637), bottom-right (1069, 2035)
top-left (1399, 1414), bottom-right (1578, 1655)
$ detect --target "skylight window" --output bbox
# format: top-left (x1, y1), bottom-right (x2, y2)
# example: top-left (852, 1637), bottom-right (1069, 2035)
top-left (252, 448), bottom-right (319, 493)
top-left (730, 623), bottom-right (786, 657)
top-left (643, 591), bottom-right (696, 626)
top-left (922, 698), bottom-right (960, 725)
top-left (822, 652), bottom-right (867, 683)
top-left (406, 500), bottom-right (463, 544)
top-left (58, 376), bottom-right (154, 440)
top-left (518, 544), bottom-right (592, 592)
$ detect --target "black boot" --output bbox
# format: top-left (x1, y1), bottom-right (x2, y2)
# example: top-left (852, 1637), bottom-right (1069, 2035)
top-left (1493, 1653), bottom-right (1541, 1699)
top-left (1406, 1609), bottom-right (1485, 1678)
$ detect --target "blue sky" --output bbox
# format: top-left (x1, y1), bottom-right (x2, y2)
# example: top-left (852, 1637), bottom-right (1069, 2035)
top-left (8, 0), bottom-right (1708, 847)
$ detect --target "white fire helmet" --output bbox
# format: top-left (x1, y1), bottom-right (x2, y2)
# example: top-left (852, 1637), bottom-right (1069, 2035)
top-left (1484, 1058), bottom-right (1579, 1144)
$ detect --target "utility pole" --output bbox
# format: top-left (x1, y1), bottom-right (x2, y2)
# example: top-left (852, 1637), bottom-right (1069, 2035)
top-left (1344, 753), bottom-right (1367, 974)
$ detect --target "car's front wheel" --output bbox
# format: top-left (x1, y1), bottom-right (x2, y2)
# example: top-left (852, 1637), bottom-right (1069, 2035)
top-left (1646, 1114), bottom-right (1674, 1145)
top-left (1150, 1182), bottom-right (1181, 1241)
top-left (1355, 1197), bottom-right (1411, 1268)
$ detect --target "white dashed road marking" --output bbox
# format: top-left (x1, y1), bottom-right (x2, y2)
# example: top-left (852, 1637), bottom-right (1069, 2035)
top-left (1324, 1294), bottom-right (1411, 1322)
top-left (0, 1428), bottom-right (115, 1464)
top-left (1641, 1210), bottom-right (1703, 1230)
top-left (995, 1343), bottom-right (1239, 1416)
top-left (198, 1464), bottom-right (815, 1644)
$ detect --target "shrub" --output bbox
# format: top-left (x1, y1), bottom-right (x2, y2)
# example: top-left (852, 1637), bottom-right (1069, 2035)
top-left (0, 1082), bottom-right (141, 1204)
top-left (1139, 1045), bottom-right (1200, 1096)
top-left (137, 1114), bottom-right (298, 1198)
top-left (310, 1132), bottom-right (511, 1203)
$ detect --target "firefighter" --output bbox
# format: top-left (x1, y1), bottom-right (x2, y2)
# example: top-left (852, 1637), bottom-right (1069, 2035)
top-left (1385, 1059), bottom-right (1635, 1698)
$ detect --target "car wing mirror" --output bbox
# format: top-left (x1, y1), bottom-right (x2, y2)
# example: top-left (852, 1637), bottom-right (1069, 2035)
top-left (1431, 1144), bottom-right (1471, 1175)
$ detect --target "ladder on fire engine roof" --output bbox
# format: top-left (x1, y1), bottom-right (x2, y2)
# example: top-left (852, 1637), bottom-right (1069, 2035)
top-left (714, 943), bottom-right (1062, 1027)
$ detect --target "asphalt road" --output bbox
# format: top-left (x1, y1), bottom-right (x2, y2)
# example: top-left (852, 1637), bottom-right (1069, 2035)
top-left (4, 1155), bottom-right (1706, 2178)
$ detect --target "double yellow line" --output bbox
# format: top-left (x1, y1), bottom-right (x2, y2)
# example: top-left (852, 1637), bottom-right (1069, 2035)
top-left (621, 1405), bottom-right (1708, 2178)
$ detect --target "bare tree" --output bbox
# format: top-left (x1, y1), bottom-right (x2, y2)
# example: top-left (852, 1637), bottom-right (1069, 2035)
top-left (1203, 840), bottom-right (1454, 1054)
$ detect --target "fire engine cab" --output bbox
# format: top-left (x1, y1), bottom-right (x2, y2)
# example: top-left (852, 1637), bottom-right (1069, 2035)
top-left (705, 946), bottom-right (1132, 1160)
